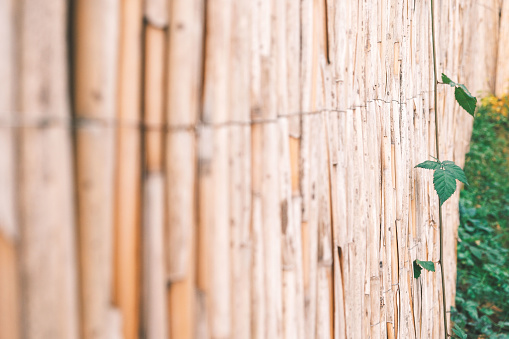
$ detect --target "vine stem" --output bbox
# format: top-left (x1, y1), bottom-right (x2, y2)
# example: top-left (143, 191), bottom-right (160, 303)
top-left (430, 0), bottom-right (449, 337)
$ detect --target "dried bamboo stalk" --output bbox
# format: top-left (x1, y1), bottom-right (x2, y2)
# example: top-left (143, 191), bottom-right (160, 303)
top-left (0, 4), bottom-right (18, 336)
top-left (144, 0), bottom-right (168, 28)
top-left (142, 24), bottom-right (168, 339)
top-left (17, 1), bottom-right (79, 339)
top-left (0, 234), bottom-right (19, 339)
top-left (74, 0), bottom-right (119, 338)
top-left (167, 0), bottom-right (204, 282)
top-left (496, 0), bottom-right (509, 96)
top-left (113, 1), bottom-right (143, 338)
top-left (0, 0), bottom-right (16, 242)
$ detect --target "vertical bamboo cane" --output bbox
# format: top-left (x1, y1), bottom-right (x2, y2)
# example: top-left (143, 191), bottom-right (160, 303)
top-left (113, 1), bottom-right (143, 339)
top-left (200, 0), bottom-right (234, 337)
top-left (142, 23), bottom-right (168, 339)
top-left (229, 0), bottom-right (252, 337)
top-left (496, 0), bottom-right (509, 96)
top-left (166, 0), bottom-right (204, 338)
top-left (144, 0), bottom-right (168, 29)
top-left (74, 0), bottom-right (120, 338)
top-left (17, 1), bottom-right (79, 339)
top-left (0, 1), bottom-right (18, 336)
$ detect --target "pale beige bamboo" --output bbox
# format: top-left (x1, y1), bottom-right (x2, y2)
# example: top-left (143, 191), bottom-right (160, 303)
top-left (496, 0), bottom-right (509, 96)
top-left (165, 4), bottom-right (203, 338)
top-left (167, 129), bottom-right (197, 339)
top-left (0, 0), bottom-right (15, 243)
top-left (302, 115), bottom-right (320, 339)
top-left (74, 1), bottom-right (119, 338)
top-left (200, 126), bottom-right (232, 337)
top-left (200, 0), bottom-right (235, 337)
top-left (229, 123), bottom-right (252, 339)
top-left (144, 0), bottom-right (168, 28)
top-left (229, 1), bottom-right (252, 337)
top-left (463, 0), bottom-right (500, 94)
top-left (0, 5), bottom-right (17, 336)
top-left (142, 24), bottom-right (168, 339)
top-left (143, 175), bottom-right (168, 339)
top-left (0, 234), bottom-right (19, 339)
top-left (17, 2), bottom-right (79, 339)
top-left (113, 1), bottom-right (143, 339)
top-left (286, 0), bottom-right (301, 136)
top-left (167, 0), bottom-right (204, 284)
top-left (279, 118), bottom-right (298, 339)
top-left (144, 25), bottom-right (166, 173)
top-left (259, 105), bottom-right (282, 339)
top-left (250, 123), bottom-right (266, 339)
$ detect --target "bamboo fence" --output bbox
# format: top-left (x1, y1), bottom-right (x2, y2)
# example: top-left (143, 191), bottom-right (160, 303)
top-left (0, 0), bottom-right (507, 338)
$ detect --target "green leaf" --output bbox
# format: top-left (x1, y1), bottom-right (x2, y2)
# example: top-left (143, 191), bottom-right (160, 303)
top-left (413, 259), bottom-right (435, 278)
top-left (458, 83), bottom-right (473, 97)
top-left (452, 324), bottom-right (467, 339)
top-left (416, 259), bottom-right (435, 272)
top-left (433, 168), bottom-right (457, 205)
top-left (413, 260), bottom-right (422, 278)
top-left (455, 86), bottom-right (477, 116)
top-left (441, 73), bottom-right (456, 86)
top-left (469, 246), bottom-right (483, 259)
top-left (415, 160), bottom-right (441, 170)
top-left (441, 73), bottom-right (477, 115)
top-left (464, 300), bottom-right (479, 320)
top-left (442, 160), bottom-right (469, 185)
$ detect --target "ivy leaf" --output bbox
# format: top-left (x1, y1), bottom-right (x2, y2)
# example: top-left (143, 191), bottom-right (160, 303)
top-left (416, 259), bottom-right (435, 272)
top-left (442, 160), bottom-right (469, 185)
top-left (433, 168), bottom-right (457, 205)
top-left (413, 260), bottom-right (423, 278)
top-left (441, 73), bottom-right (456, 86)
top-left (455, 86), bottom-right (477, 116)
top-left (452, 325), bottom-right (467, 339)
top-left (415, 160), bottom-right (441, 170)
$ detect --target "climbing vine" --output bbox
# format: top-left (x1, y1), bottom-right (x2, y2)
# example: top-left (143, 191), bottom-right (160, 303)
top-left (412, 1), bottom-right (477, 338)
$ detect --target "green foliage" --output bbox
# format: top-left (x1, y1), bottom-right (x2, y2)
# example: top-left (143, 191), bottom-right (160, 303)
top-left (452, 324), bottom-right (467, 339)
top-left (416, 260), bottom-right (435, 272)
top-left (413, 259), bottom-right (435, 278)
top-left (455, 86), bottom-right (477, 117)
top-left (442, 73), bottom-right (454, 85)
top-left (415, 159), bottom-right (468, 205)
top-left (415, 160), bottom-right (442, 170)
top-left (441, 73), bottom-right (478, 116)
top-left (433, 168), bottom-right (458, 204)
top-left (452, 95), bottom-right (509, 338)
top-left (442, 161), bottom-right (469, 185)
top-left (413, 260), bottom-right (422, 278)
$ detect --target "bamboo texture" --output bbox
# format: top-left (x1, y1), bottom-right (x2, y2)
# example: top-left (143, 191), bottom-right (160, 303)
top-left (0, 0), bottom-right (507, 339)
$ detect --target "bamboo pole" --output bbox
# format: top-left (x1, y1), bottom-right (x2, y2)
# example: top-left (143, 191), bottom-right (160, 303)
top-left (74, 0), bottom-right (120, 338)
top-left (17, 1), bottom-right (79, 339)
top-left (142, 23), bottom-right (168, 339)
top-left (0, 2), bottom-right (18, 336)
top-left (229, 0), bottom-right (252, 336)
top-left (145, 0), bottom-right (168, 29)
top-left (166, 0), bottom-right (204, 337)
top-left (496, 0), bottom-right (509, 96)
top-left (0, 234), bottom-right (19, 339)
top-left (113, 1), bottom-right (143, 339)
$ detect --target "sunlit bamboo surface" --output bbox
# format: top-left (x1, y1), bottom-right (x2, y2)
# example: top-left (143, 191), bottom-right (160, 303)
top-left (0, 0), bottom-right (507, 338)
